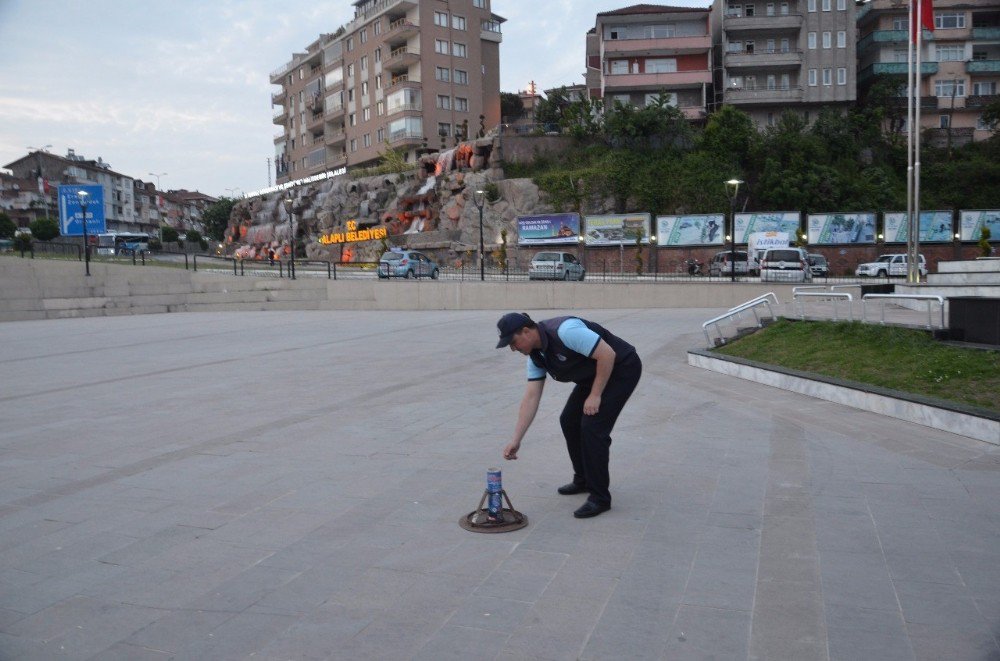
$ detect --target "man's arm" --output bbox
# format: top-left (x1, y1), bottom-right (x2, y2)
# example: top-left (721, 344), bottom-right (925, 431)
top-left (583, 339), bottom-right (616, 416)
top-left (503, 379), bottom-right (545, 460)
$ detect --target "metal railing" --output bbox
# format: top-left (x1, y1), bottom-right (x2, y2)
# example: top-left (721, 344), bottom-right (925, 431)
top-left (793, 289), bottom-right (854, 321)
top-left (862, 294), bottom-right (945, 330)
top-left (702, 293), bottom-right (778, 348)
top-left (193, 254), bottom-right (238, 275)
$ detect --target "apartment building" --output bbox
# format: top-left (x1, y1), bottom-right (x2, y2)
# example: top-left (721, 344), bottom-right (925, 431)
top-left (857, 0), bottom-right (1000, 147)
top-left (585, 5), bottom-right (715, 121)
top-left (271, 0), bottom-right (504, 185)
top-left (715, 0), bottom-right (857, 126)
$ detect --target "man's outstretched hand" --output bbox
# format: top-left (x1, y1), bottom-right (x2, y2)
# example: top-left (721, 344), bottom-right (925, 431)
top-left (502, 440), bottom-right (520, 460)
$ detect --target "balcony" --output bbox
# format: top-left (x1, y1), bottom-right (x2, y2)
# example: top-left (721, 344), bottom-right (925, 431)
top-left (325, 102), bottom-right (345, 117)
top-left (385, 17), bottom-right (419, 43)
top-left (603, 69), bottom-right (712, 91)
top-left (972, 27), bottom-right (1000, 40)
top-left (857, 30), bottom-right (910, 52)
top-left (386, 102), bottom-right (422, 117)
top-left (724, 13), bottom-right (802, 34)
top-left (384, 46), bottom-right (420, 72)
top-left (388, 130), bottom-right (423, 146)
top-left (272, 108), bottom-right (288, 125)
top-left (326, 128), bottom-right (346, 146)
top-left (887, 95), bottom-right (938, 109)
top-left (725, 50), bottom-right (802, 70)
top-left (967, 94), bottom-right (1000, 107)
top-left (307, 111), bottom-right (325, 132)
top-left (387, 73), bottom-right (421, 91)
top-left (481, 27), bottom-right (502, 43)
top-left (603, 34), bottom-right (711, 56)
top-left (858, 61), bottom-right (938, 82)
top-left (967, 59), bottom-right (1000, 73)
top-left (271, 91), bottom-right (285, 105)
top-left (725, 87), bottom-right (804, 104)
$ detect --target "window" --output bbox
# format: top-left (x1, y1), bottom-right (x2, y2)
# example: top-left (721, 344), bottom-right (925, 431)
top-left (360, 28), bottom-right (367, 44)
top-left (377, 100), bottom-right (384, 115)
top-left (437, 95), bottom-right (451, 109)
top-left (377, 127), bottom-right (385, 143)
top-left (939, 115), bottom-right (950, 128)
top-left (436, 66), bottom-right (450, 82)
top-left (780, 1), bottom-right (789, 14)
top-left (455, 97), bottom-right (469, 112)
top-left (454, 69), bottom-right (468, 85)
top-left (893, 47), bottom-right (909, 63)
top-left (349, 113), bottom-right (356, 126)
top-left (375, 48), bottom-right (381, 62)
top-left (808, 68), bottom-right (818, 86)
top-left (452, 15), bottom-right (466, 30)
top-left (611, 93), bottom-right (631, 105)
top-left (807, 32), bottom-right (817, 49)
top-left (646, 92), bottom-right (676, 106)
top-left (360, 55), bottom-right (368, 71)
top-left (645, 58), bottom-right (677, 73)
top-left (935, 13), bottom-right (965, 29)
top-left (727, 41), bottom-right (743, 53)
top-left (766, 75), bottom-right (776, 90)
top-left (766, 2), bottom-right (775, 15)
top-left (375, 74), bottom-right (382, 90)
top-left (729, 75), bottom-right (743, 88)
top-left (745, 40), bottom-right (755, 54)
top-left (350, 138), bottom-right (357, 152)
top-left (438, 122), bottom-right (452, 136)
top-left (822, 68), bottom-right (832, 85)
top-left (474, 0), bottom-right (485, 7)
top-left (745, 4), bottom-right (755, 16)
top-left (363, 133), bottom-right (371, 147)
top-left (837, 67), bottom-right (847, 85)
top-left (807, 0), bottom-right (816, 11)
top-left (780, 73), bottom-right (790, 89)
top-left (347, 63), bottom-right (354, 77)
top-left (837, 31), bottom-right (846, 48)
top-left (746, 75), bottom-right (756, 88)
top-left (973, 81), bottom-right (996, 95)
top-left (361, 81), bottom-right (368, 95)
top-left (935, 78), bottom-right (965, 97)
top-left (348, 89), bottom-right (354, 102)
top-left (822, 0), bottom-right (830, 10)
top-left (434, 11), bottom-right (449, 26)
top-left (374, 19), bottom-right (381, 35)
top-left (435, 39), bottom-right (449, 54)
top-left (610, 60), bottom-right (629, 74)
top-left (822, 32), bottom-right (831, 48)
top-left (837, 0), bottom-right (845, 8)
top-left (978, 113), bottom-right (995, 131)
top-left (780, 38), bottom-right (790, 52)
top-left (766, 39), bottom-right (775, 53)
top-left (363, 107), bottom-right (370, 121)
top-left (452, 42), bottom-right (467, 57)
top-left (892, 16), bottom-right (907, 30)
top-left (347, 37), bottom-right (354, 51)
top-left (937, 45), bottom-right (964, 61)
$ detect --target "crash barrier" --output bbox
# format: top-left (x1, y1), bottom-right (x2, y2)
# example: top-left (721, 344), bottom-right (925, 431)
top-left (862, 294), bottom-right (945, 330)
top-left (702, 293), bottom-right (778, 348)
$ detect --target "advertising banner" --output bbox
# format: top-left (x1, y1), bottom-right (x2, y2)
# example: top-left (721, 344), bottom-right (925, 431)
top-left (656, 214), bottom-right (725, 246)
top-left (807, 212), bottom-right (876, 244)
top-left (733, 212), bottom-right (799, 244)
top-left (883, 211), bottom-right (953, 243)
top-left (584, 213), bottom-right (651, 246)
top-left (58, 184), bottom-right (106, 236)
top-left (959, 210), bottom-right (1000, 242)
top-left (516, 213), bottom-right (581, 245)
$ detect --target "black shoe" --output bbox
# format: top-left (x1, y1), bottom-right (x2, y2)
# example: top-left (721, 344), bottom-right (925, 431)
top-left (573, 501), bottom-right (611, 518)
top-left (557, 482), bottom-right (587, 495)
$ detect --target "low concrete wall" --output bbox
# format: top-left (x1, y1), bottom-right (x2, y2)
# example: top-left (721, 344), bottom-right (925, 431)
top-left (0, 256), bottom-right (805, 320)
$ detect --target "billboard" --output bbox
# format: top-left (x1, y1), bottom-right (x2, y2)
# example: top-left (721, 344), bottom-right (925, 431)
top-left (959, 210), bottom-right (1000, 242)
top-left (584, 213), bottom-right (651, 246)
top-left (58, 184), bottom-right (106, 236)
top-left (807, 212), bottom-right (876, 245)
top-left (516, 213), bottom-right (581, 245)
top-left (883, 211), bottom-right (953, 243)
top-left (656, 214), bottom-right (725, 246)
top-left (733, 211), bottom-right (799, 244)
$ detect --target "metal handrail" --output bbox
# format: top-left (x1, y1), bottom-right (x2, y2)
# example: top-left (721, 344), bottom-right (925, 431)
top-left (193, 254), bottom-right (238, 275)
top-left (861, 294), bottom-right (945, 329)
top-left (702, 294), bottom-right (777, 348)
top-left (793, 291), bottom-right (854, 321)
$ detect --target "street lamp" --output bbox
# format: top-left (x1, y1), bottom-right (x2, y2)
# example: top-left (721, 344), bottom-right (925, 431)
top-left (724, 178), bottom-right (743, 282)
top-left (472, 189), bottom-right (487, 281)
top-left (283, 197), bottom-right (296, 280)
top-left (78, 190), bottom-right (91, 277)
top-left (148, 172), bottom-right (167, 190)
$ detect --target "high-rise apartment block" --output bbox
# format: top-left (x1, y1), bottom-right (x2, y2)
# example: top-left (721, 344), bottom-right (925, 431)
top-left (271, 0), bottom-right (504, 185)
top-left (857, 0), bottom-right (1000, 146)
top-left (585, 5), bottom-right (715, 120)
top-left (715, 0), bottom-right (857, 126)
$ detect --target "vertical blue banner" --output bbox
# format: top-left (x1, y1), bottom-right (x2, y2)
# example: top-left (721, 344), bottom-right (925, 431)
top-left (58, 185), bottom-right (106, 236)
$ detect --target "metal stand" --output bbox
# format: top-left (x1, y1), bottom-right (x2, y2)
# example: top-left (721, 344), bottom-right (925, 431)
top-left (459, 489), bottom-right (528, 533)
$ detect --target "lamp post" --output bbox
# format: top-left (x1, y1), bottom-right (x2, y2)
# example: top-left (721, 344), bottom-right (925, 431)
top-left (724, 178), bottom-right (743, 282)
top-left (148, 172), bottom-right (166, 190)
top-left (283, 197), bottom-right (296, 280)
top-left (78, 190), bottom-right (91, 277)
top-left (650, 234), bottom-right (657, 278)
top-left (29, 145), bottom-right (53, 218)
top-left (472, 189), bottom-right (486, 281)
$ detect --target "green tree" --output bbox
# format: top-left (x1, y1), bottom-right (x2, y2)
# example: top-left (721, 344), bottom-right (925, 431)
top-left (0, 212), bottom-right (15, 239)
top-left (161, 225), bottom-right (179, 243)
top-left (500, 91), bottom-right (524, 123)
top-left (29, 217), bottom-right (59, 241)
top-left (535, 87), bottom-right (572, 127)
top-left (699, 105), bottom-right (760, 173)
top-left (201, 198), bottom-right (235, 241)
top-left (979, 226), bottom-right (993, 257)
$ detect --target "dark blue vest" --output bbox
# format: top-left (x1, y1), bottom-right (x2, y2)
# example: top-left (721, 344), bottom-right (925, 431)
top-left (529, 316), bottom-right (637, 383)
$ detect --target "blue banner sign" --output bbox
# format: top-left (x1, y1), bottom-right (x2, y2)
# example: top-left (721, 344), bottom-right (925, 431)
top-left (807, 212), bottom-right (876, 244)
top-left (734, 212), bottom-right (800, 244)
top-left (883, 211), bottom-right (952, 243)
top-left (656, 214), bottom-right (725, 246)
top-left (58, 185), bottom-right (106, 236)
top-left (959, 210), bottom-right (1000, 242)
top-left (516, 213), bottom-right (581, 245)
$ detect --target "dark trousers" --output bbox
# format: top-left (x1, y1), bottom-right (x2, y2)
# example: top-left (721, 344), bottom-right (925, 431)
top-left (559, 354), bottom-right (642, 507)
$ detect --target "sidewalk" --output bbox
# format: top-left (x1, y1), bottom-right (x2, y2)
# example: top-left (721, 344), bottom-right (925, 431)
top-left (0, 309), bottom-right (997, 660)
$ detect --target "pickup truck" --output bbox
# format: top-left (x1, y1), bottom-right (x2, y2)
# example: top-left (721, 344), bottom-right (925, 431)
top-left (855, 253), bottom-right (927, 278)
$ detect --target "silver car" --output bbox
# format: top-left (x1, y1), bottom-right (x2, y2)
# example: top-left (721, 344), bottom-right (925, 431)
top-left (377, 250), bottom-right (440, 279)
top-left (528, 251), bottom-right (586, 281)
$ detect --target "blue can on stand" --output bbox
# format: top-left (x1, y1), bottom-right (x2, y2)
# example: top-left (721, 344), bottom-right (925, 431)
top-left (487, 467), bottom-right (504, 522)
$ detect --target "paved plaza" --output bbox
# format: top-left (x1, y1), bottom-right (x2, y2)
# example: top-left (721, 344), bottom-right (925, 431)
top-left (0, 308), bottom-right (998, 660)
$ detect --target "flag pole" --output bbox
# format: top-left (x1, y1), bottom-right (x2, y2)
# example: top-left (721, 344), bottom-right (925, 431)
top-left (906, 0), bottom-right (915, 278)
top-left (911, 0), bottom-right (923, 283)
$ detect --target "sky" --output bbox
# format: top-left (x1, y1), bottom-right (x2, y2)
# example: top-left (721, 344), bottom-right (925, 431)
top-left (0, 0), bottom-right (710, 198)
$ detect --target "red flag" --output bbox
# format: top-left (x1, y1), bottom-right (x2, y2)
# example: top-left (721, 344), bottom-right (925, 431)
top-left (911, 0), bottom-right (934, 43)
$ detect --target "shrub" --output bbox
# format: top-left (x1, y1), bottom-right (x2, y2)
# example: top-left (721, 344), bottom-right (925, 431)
top-left (0, 213), bottom-right (15, 239)
top-left (980, 226), bottom-right (993, 257)
top-left (29, 217), bottom-right (59, 241)
top-left (13, 234), bottom-right (32, 251)
top-left (161, 226), bottom-right (179, 243)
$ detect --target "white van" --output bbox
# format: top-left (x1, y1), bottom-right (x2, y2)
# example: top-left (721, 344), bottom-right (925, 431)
top-left (855, 254), bottom-right (927, 278)
top-left (759, 247), bottom-right (812, 282)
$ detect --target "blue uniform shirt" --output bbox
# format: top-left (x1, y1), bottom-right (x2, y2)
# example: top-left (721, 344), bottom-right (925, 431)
top-left (526, 318), bottom-right (600, 381)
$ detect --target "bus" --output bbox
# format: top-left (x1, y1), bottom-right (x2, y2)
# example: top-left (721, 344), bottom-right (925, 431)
top-left (95, 232), bottom-right (151, 255)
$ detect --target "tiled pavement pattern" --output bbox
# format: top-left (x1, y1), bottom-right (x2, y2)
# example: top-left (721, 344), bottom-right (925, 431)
top-left (0, 309), bottom-right (997, 660)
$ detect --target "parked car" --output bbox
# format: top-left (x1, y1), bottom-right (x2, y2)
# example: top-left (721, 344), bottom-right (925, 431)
top-left (855, 253), bottom-right (927, 278)
top-left (528, 251), bottom-right (585, 281)
top-left (377, 250), bottom-right (439, 279)
top-left (759, 247), bottom-right (812, 282)
top-left (807, 253), bottom-right (829, 278)
top-left (708, 250), bottom-right (754, 277)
